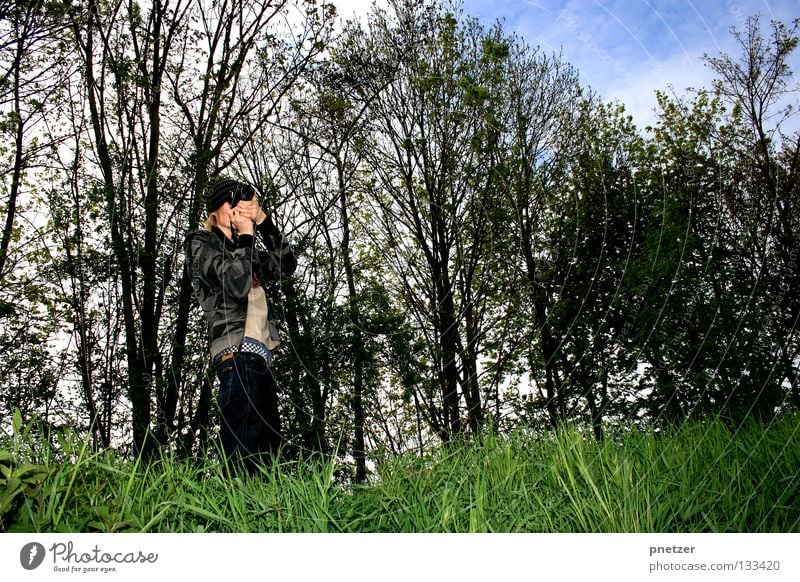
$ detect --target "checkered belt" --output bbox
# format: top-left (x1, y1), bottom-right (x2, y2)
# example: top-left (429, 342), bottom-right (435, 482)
top-left (213, 337), bottom-right (272, 367)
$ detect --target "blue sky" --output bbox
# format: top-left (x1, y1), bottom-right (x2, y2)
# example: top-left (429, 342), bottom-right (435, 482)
top-left (459, 0), bottom-right (800, 128)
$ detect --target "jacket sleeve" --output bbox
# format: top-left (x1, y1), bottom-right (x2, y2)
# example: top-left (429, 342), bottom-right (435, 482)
top-left (255, 216), bottom-right (297, 280)
top-left (186, 230), bottom-right (253, 302)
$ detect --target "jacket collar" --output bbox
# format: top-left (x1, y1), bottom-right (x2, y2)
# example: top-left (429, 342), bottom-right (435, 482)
top-left (212, 226), bottom-right (237, 250)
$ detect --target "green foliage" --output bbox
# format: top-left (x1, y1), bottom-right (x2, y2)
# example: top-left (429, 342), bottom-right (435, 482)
top-left (0, 0), bottom-right (798, 472)
top-left (1, 413), bottom-right (797, 532)
top-left (0, 411), bottom-right (52, 532)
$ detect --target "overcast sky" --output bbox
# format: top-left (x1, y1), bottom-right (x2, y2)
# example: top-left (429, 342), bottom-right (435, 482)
top-left (334, 0), bottom-right (800, 130)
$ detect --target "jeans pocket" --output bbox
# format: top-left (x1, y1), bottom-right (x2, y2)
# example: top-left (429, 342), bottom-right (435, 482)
top-left (216, 363), bottom-right (235, 409)
top-left (248, 355), bottom-right (270, 377)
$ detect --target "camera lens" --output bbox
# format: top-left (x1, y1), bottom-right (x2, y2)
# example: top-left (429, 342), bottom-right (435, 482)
top-left (230, 185), bottom-right (254, 208)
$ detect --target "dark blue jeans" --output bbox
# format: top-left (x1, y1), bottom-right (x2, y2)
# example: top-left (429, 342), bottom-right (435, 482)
top-left (214, 351), bottom-right (281, 472)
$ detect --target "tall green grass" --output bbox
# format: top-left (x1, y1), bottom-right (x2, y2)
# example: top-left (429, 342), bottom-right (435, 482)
top-left (2, 413), bottom-right (798, 532)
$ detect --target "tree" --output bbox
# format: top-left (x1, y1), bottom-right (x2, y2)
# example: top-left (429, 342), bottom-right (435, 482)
top-left (625, 14), bottom-right (799, 423)
top-left (67, 0), bottom-right (196, 456)
top-left (550, 100), bottom-right (646, 439)
top-left (701, 16), bottom-right (799, 417)
top-left (0, 0), bottom-right (67, 279)
top-left (0, 0), bottom-right (75, 429)
top-left (165, 0), bottom-right (333, 453)
top-left (356, 0), bottom-right (513, 441)
top-left (490, 40), bottom-right (585, 430)
top-left (58, 0), bottom-right (332, 455)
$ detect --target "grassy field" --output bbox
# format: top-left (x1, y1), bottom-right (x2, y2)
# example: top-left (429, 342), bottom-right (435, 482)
top-left (2, 414), bottom-right (799, 532)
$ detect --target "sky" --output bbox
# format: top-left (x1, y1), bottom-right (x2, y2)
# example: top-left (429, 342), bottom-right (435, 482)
top-left (334, 0), bottom-right (800, 130)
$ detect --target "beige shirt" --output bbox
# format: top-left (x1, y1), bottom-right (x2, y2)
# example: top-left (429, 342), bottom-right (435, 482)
top-left (244, 285), bottom-right (280, 350)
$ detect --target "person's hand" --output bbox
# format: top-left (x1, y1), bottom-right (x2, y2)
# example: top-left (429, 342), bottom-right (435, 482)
top-left (236, 198), bottom-right (268, 225)
top-left (230, 205), bottom-right (254, 235)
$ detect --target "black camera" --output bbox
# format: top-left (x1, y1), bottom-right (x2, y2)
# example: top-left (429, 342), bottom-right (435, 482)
top-left (230, 183), bottom-right (255, 208)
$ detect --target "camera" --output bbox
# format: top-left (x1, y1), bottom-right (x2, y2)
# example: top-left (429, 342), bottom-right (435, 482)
top-left (230, 183), bottom-right (255, 208)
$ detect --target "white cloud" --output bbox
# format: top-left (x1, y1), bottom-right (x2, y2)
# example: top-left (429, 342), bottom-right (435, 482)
top-left (463, 0), bottom-right (800, 131)
top-left (328, 0), bottom-right (800, 132)
top-left (602, 50), bottom-right (717, 129)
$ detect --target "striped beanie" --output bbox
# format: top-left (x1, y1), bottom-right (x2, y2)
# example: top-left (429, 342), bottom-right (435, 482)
top-left (206, 178), bottom-right (250, 212)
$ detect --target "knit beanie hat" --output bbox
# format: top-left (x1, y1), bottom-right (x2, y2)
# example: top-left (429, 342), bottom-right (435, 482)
top-left (206, 178), bottom-right (251, 213)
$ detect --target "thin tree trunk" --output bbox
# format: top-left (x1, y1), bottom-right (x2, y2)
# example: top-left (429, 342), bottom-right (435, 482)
top-left (78, 0), bottom-right (151, 457)
top-left (337, 159), bottom-right (367, 482)
top-left (0, 28), bottom-right (25, 278)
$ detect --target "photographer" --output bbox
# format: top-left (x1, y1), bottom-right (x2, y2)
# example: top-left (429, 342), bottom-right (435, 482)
top-left (185, 178), bottom-right (296, 472)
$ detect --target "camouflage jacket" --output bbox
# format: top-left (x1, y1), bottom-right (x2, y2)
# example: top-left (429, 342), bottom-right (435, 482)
top-left (184, 218), bottom-right (296, 358)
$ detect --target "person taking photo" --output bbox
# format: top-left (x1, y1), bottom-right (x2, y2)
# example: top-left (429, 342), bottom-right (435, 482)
top-left (185, 178), bottom-right (296, 472)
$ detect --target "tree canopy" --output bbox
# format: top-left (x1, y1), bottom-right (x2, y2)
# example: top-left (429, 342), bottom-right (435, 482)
top-left (1, 0), bottom-right (797, 478)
